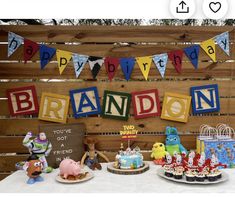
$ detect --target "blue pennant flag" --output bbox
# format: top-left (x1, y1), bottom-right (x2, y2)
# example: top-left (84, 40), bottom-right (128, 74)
top-left (8, 32), bottom-right (23, 57)
top-left (39, 45), bottom-right (56, 69)
top-left (215, 32), bottom-right (230, 56)
top-left (72, 54), bottom-right (88, 78)
top-left (120, 57), bottom-right (135, 81)
top-left (152, 53), bottom-right (168, 78)
top-left (184, 45), bottom-right (200, 69)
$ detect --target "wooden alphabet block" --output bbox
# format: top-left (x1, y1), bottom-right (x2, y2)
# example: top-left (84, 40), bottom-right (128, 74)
top-left (161, 92), bottom-right (191, 123)
top-left (190, 84), bottom-right (220, 114)
top-left (132, 89), bottom-right (161, 119)
top-left (6, 85), bottom-right (39, 116)
top-left (70, 87), bottom-right (101, 118)
top-left (102, 90), bottom-right (131, 121)
top-left (39, 92), bottom-right (70, 123)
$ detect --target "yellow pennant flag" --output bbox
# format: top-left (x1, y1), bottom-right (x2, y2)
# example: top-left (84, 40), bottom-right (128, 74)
top-left (56, 50), bottom-right (72, 75)
top-left (136, 56), bottom-right (152, 80)
top-left (200, 39), bottom-right (216, 62)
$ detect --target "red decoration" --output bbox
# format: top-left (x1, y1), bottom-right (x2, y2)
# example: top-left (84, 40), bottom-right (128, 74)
top-left (131, 89), bottom-right (161, 119)
top-left (104, 57), bottom-right (120, 81)
top-left (24, 39), bottom-right (39, 63)
top-left (6, 86), bottom-right (39, 116)
top-left (168, 50), bottom-right (184, 73)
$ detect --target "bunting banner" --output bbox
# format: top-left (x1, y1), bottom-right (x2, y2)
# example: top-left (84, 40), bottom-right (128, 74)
top-left (104, 57), bottom-right (120, 81)
top-left (215, 32), bottom-right (230, 56)
top-left (200, 39), bottom-right (216, 62)
top-left (8, 32), bottom-right (23, 57)
top-left (153, 53), bottom-right (168, 78)
top-left (39, 45), bottom-right (56, 69)
top-left (184, 45), bottom-right (200, 69)
top-left (56, 50), bottom-right (72, 75)
top-left (24, 39), bottom-right (39, 63)
top-left (168, 50), bottom-right (184, 73)
top-left (5, 31), bottom-right (231, 80)
top-left (88, 56), bottom-right (104, 79)
top-left (120, 57), bottom-right (135, 81)
top-left (136, 56), bottom-right (152, 80)
top-left (72, 54), bottom-right (88, 78)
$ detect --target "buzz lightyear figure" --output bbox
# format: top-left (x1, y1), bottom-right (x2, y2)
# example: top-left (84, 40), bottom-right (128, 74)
top-left (23, 131), bottom-right (53, 173)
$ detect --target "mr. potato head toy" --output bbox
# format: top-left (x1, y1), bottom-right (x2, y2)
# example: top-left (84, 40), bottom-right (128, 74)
top-left (23, 155), bottom-right (44, 184)
top-left (23, 131), bottom-right (53, 173)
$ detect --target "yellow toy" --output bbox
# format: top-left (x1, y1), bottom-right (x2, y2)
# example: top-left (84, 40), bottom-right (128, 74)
top-left (151, 142), bottom-right (168, 165)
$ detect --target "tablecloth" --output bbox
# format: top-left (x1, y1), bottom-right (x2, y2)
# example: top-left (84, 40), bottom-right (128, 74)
top-left (0, 162), bottom-right (234, 193)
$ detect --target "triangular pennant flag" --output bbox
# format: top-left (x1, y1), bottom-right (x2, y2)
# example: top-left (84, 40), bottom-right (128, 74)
top-left (215, 32), bottom-right (230, 56)
top-left (24, 39), bottom-right (39, 63)
top-left (104, 57), bottom-right (120, 81)
top-left (88, 56), bottom-right (104, 79)
top-left (153, 53), bottom-right (168, 78)
top-left (39, 45), bottom-right (56, 69)
top-left (72, 54), bottom-right (88, 78)
top-left (8, 32), bottom-right (23, 57)
top-left (168, 50), bottom-right (184, 73)
top-left (184, 45), bottom-right (200, 69)
top-left (200, 39), bottom-right (216, 62)
top-left (120, 57), bottom-right (135, 81)
top-left (136, 56), bottom-right (152, 80)
top-left (56, 50), bottom-right (72, 75)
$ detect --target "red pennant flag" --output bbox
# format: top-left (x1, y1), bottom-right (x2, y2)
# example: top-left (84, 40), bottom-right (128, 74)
top-left (24, 39), bottom-right (39, 63)
top-left (168, 50), bottom-right (184, 73)
top-left (104, 57), bottom-right (120, 81)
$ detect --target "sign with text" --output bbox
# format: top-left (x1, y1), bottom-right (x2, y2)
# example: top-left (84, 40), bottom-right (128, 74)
top-left (39, 123), bottom-right (86, 168)
top-left (120, 125), bottom-right (138, 140)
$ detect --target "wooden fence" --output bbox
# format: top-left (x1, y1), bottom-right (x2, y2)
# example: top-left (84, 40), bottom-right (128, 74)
top-left (0, 25), bottom-right (234, 180)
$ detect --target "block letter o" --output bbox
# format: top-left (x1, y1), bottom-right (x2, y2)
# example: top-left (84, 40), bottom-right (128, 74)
top-left (166, 98), bottom-right (185, 117)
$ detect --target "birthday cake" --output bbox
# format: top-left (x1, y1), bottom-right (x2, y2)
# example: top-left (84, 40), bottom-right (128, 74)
top-left (114, 144), bottom-right (144, 170)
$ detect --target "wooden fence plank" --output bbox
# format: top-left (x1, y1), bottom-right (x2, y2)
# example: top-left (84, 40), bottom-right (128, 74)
top-left (0, 97), bottom-right (234, 117)
top-left (0, 173), bottom-right (11, 181)
top-left (0, 62), bottom-right (234, 79)
top-left (0, 81), bottom-right (234, 98)
top-left (0, 155), bottom-right (28, 172)
top-left (0, 43), bottom-right (234, 61)
top-left (0, 134), bottom-right (197, 153)
top-left (0, 26), bottom-right (234, 42)
top-left (0, 115), bottom-right (234, 136)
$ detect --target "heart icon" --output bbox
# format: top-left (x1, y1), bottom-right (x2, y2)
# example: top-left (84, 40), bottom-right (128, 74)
top-left (209, 2), bottom-right (222, 13)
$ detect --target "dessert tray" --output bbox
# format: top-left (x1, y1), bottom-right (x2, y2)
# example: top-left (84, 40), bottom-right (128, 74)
top-left (56, 172), bottom-right (94, 184)
top-left (107, 162), bottom-right (149, 175)
top-left (157, 168), bottom-right (228, 185)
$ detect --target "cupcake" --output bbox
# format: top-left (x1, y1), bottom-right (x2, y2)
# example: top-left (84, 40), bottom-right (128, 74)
top-left (164, 165), bottom-right (173, 177)
top-left (202, 167), bottom-right (210, 179)
top-left (185, 170), bottom-right (195, 182)
top-left (207, 172), bottom-right (217, 182)
top-left (214, 169), bottom-right (222, 179)
top-left (173, 169), bottom-right (183, 179)
top-left (195, 172), bottom-right (205, 182)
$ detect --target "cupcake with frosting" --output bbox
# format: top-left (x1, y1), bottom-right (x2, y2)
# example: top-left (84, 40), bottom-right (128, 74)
top-left (163, 153), bottom-right (174, 177)
top-left (207, 171), bottom-right (217, 182)
top-left (185, 170), bottom-right (196, 182)
top-left (173, 168), bottom-right (183, 179)
top-left (164, 165), bottom-right (174, 177)
top-left (195, 172), bottom-right (206, 182)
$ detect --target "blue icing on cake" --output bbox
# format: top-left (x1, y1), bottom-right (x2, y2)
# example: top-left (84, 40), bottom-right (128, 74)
top-left (115, 146), bottom-right (144, 169)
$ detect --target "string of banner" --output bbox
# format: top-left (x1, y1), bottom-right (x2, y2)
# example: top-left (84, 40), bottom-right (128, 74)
top-left (7, 31), bottom-right (230, 80)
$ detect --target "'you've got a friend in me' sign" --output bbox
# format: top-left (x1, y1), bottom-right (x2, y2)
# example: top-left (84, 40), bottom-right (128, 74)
top-left (39, 123), bottom-right (85, 168)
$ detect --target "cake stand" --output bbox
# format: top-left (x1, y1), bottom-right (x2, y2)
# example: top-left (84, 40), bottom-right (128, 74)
top-left (107, 162), bottom-right (149, 175)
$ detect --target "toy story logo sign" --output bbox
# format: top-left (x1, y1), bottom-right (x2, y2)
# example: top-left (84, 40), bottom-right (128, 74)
top-left (120, 125), bottom-right (138, 140)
